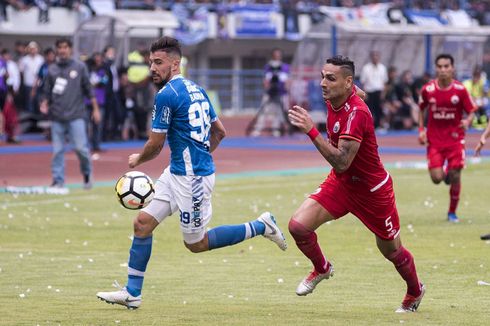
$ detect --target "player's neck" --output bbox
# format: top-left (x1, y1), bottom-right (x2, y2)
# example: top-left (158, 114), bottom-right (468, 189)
top-left (437, 78), bottom-right (452, 89)
top-left (330, 92), bottom-right (351, 110)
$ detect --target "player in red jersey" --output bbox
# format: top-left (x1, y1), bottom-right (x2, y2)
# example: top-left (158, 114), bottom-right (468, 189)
top-left (287, 55), bottom-right (424, 313)
top-left (418, 54), bottom-right (476, 223)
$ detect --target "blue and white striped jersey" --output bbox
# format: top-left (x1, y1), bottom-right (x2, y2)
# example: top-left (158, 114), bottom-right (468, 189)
top-left (152, 75), bottom-right (217, 176)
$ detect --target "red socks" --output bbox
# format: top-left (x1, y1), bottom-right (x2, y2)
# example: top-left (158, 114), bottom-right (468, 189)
top-left (387, 246), bottom-right (421, 297)
top-left (449, 182), bottom-right (461, 214)
top-left (288, 219), bottom-right (329, 274)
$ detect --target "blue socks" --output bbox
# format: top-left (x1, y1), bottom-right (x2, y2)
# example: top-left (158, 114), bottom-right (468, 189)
top-left (208, 219), bottom-right (265, 250)
top-left (126, 235), bottom-right (153, 297)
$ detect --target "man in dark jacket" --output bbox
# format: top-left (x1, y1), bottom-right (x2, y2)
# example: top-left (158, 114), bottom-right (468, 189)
top-left (40, 38), bottom-right (100, 189)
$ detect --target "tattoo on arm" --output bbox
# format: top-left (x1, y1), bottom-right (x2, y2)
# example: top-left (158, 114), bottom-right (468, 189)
top-left (313, 138), bottom-right (360, 173)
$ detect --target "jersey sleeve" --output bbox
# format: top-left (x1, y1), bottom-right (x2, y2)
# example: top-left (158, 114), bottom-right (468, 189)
top-left (418, 85), bottom-right (429, 111)
top-left (460, 87), bottom-right (477, 114)
top-left (152, 90), bottom-right (173, 133)
top-left (339, 109), bottom-right (367, 143)
top-left (202, 89), bottom-right (218, 123)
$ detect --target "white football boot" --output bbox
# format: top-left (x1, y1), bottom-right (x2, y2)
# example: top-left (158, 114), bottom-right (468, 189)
top-left (395, 283), bottom-right (426, 313)
top-left (257, 212), bottom-right (287, 251)
top-left (96, 281), bottom-right (141, 309)
top-left (296, 264), bottom-right (334, 296)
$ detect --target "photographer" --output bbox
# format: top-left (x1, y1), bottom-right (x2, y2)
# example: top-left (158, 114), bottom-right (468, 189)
top-left (250, 48), bottom-right (290, 137)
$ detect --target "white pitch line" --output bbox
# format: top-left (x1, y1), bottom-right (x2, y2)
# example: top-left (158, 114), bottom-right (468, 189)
top-left (1, 195), bottom-right (99, 208)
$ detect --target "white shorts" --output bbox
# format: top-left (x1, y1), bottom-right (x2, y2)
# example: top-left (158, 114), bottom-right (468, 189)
top-left (142, 167), bottom-right (215, 244)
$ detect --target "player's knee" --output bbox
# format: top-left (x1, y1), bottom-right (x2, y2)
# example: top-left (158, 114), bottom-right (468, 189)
top-left (184, 240), bottom-right (208, 253)
top-left (133, 215), bottom-right (152, 237)
top-left (288, 218), bottom-right (311, 239)
top-left (430, 175), bottom-right (443, 184)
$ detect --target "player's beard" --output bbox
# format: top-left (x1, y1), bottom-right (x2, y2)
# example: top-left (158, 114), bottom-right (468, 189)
top-left (153, 67), bottom-right (172, 89)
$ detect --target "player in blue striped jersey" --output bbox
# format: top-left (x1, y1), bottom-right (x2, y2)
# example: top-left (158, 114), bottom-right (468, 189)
top-left (97, 37), bottom-right (287, 309)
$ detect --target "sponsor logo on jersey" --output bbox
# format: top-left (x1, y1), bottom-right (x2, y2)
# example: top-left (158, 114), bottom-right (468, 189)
top-left (151, 105), bottom-right (156, 121)
top-left (160, 106), bottom-right (171, 124)
top-left (69, 70), bottom-right (78, 79)
top-left (426, 84), bottom-right (435, 92)
top-left (451, 95), bottom-right (459, 104)
top-left (433, 111), bottom-right (456, 120)
top-left (333, 121), bottom-right (340, 133)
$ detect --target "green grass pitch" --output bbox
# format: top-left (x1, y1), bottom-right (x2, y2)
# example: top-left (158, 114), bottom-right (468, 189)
top-left (1, 164), bottom-right (489, 325)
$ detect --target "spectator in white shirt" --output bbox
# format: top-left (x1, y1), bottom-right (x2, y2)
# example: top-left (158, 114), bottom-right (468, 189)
top-left (19, 41), bottom-right (44, 113)
top-left (360, 51), bottom-right (388, 129)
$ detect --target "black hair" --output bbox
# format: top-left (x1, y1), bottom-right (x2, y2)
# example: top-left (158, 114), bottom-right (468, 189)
top-left (326, 55), bottom-right (355, 77)
top-left (1, 48), bottom-right (9, 55)
top-left (43, 47), bottom-right (54, 55)
top-left (149, 37), bottom-right (182, 58)
top-left (435, 53), bottom-right (454, 66)
top-left (55, 38), bottom-right (72, 48)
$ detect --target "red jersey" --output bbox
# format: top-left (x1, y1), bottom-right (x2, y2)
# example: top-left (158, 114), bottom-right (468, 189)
top-left (326, 90), bottom-right (388, 192)
top-left (419, 79), bottom-right (476, 148)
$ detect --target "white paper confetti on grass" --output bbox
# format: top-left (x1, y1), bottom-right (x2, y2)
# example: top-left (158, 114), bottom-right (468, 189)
top-left (88, 258), bottom-right (94, 263)
top-left (47, 285), bottom-right (52, 289)
top-left (277, 278), bottom-right (284, 283)
top-left (228, 294), bottom-right (234, 299)
top-left (77, 265), bottom-right (83, 269)
top-left (8, 213), bottom-right (14, 219)
top-left (65, 239), bottom-right (71, 244)
top-left (83, 241), bottom-right (88, 246)
top-left (64, 203), bottom-right (71, 208)
top-left (248, 245), bottom-right (253, 251)
top-left (19, 293), bottom-right (25, 298)
top-left (198, 260), bottom-right (203, 264)
top-left (477, 280), bottom-right (490, 286)
top-left (55, 289), bottom-right (60, 292)
top-left (294, 261), bottom-right (300, 266)
top-left (222, 259), bottom-right (228, 263)
top-left (120, 263), bottom-right (128, 267)
top-left (183, 301), bottom-right (187, 305)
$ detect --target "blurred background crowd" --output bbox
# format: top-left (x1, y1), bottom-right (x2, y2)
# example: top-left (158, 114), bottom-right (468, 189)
top-left (1, 0), bottom-right (490, 146)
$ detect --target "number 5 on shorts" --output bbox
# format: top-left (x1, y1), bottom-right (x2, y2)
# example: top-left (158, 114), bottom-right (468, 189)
top-left (385, 216), bottom-right (393, 232)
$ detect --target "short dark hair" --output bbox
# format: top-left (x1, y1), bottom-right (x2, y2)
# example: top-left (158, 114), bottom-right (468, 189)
top-left (435, 53), bottom-right (454, 66)
top-left (43, 47), bottom-right (54, 56)
top-left (55, 38), bottom-right (72, 48)
top-left (150, 37), bottom-right (182, 58)
top-left (326, 55), bottom-right (355, 77)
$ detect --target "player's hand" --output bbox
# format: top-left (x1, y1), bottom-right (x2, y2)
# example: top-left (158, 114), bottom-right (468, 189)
top-left (92, 108), bottom-right (101, 124)
top-left (128, 154), bottom-right (141, 168)
top-left (40, 101), bottom-right (49, 115)
top-left (418, 130), bottom-right (427, 145)
top-left (474, 137), bottom-right (486, 157)
top-left (288, 105), bottom-right (314, 133)
top-left (460, 119), bottom-right (471, 130)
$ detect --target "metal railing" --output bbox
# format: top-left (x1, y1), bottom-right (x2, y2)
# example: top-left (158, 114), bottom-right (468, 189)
top-left (188, 69), bottom-right (265, 113)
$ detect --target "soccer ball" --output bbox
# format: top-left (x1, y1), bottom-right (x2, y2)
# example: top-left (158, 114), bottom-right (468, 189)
top-left (115, 171), bottom-right (155, 210)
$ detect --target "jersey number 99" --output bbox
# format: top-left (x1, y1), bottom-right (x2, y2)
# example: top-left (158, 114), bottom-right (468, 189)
top-left (189, 101), bottom-right (211, 145)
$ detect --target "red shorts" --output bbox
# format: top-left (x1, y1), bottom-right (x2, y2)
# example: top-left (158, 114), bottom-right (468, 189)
top-left (427, 143), bottom-right (465, 170)
top-left (310, 174), bottom-right (400, 240)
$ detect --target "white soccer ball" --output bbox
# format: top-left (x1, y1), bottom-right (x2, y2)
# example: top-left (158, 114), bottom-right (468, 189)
top-left (115, 171), bottom-right (155, 210)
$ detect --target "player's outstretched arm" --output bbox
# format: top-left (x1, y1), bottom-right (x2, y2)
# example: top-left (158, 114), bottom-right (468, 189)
top-left (417, 109), bottom-right (427, 145)
top-left (288, 105), bottom-right (360, 173)
top-left (475, 123), bottom-right (490, 156)
top-left (129, 132), bottom-right (166, 168)
top-left (209, 119), bottom-right (226, 153)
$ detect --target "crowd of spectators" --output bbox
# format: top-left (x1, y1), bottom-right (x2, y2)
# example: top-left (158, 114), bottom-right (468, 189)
top-left (1, 0), bottom-right (489, 25)
top-left (0, 39), bottom-right (158, 147)
top-left (0, 0), bottom-right (96, 23)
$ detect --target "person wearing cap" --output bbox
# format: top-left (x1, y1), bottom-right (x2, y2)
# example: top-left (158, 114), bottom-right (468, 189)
top-left (19, 41), bottom-right (44, 114)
